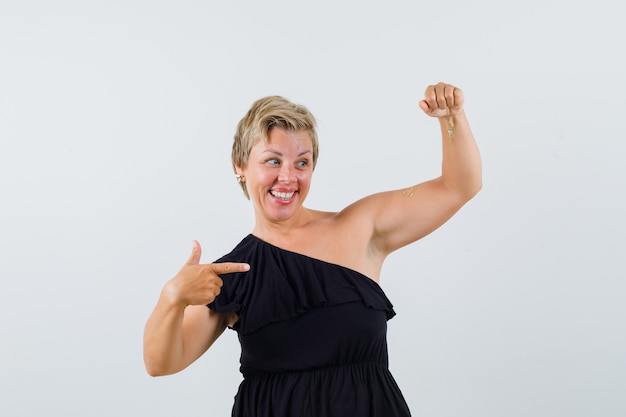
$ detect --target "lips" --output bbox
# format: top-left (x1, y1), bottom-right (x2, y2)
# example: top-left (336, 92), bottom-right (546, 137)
top-left (270, 190), bottom-right (296, 201)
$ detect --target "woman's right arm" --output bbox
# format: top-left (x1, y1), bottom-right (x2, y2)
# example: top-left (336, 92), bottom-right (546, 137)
top-left (143, 240), bottom-right (250, 376)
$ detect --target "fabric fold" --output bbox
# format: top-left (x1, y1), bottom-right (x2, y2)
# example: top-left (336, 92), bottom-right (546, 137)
top-left (207, 234), bottom-right (396, 335)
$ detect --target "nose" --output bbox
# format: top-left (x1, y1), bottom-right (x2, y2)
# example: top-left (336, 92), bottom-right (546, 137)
top-left (277, 164), bottom-right (296, 183)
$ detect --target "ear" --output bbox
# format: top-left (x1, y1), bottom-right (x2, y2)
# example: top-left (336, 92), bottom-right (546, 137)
top-left (234, 166), bottom-right (245, 183)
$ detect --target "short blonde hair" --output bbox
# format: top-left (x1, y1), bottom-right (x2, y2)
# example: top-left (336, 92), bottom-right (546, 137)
top-left (232, 96), bottom-right (319, 198)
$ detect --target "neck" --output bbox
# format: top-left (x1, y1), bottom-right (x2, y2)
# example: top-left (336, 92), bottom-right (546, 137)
top-left (252, 208), bottom-right (311, 241)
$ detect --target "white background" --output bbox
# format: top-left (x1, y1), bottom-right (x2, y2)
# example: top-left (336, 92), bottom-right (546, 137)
top-left (1, 1), bottom-right (624, 416)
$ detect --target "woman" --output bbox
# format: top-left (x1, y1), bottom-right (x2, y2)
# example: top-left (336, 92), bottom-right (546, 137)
top-left (143, 82), bottom-right (482, 416)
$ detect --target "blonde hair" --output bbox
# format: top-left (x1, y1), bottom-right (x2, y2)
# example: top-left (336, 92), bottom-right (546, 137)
top-left (232, 96), bottom-right (319, 198)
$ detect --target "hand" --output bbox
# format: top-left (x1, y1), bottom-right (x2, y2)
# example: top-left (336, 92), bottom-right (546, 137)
top-left (418, 82), bottom-right (464, 118)
top-left (164, 240), bottom-right (250, 307)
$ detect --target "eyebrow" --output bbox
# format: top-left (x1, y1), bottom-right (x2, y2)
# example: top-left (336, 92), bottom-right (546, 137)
top-left (262, 149), bottom-right (312, 157)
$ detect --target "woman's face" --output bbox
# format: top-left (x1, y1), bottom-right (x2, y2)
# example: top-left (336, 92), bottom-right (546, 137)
top-left (240, 127), bottom-right (314, 224)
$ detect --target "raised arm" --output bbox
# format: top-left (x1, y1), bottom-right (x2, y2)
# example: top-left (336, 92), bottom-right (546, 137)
top-left (143, 241), bottom-right (249, 376)
top-left (367, 82), bottom-right (482, 255)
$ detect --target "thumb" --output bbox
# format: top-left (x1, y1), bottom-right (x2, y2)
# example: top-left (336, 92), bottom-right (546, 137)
top-left (186, 240), bottom-right (202, 265)
top-left (418, 99), bottom-right (432, 115)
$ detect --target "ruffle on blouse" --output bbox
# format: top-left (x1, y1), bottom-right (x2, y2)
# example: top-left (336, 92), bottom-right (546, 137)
top-left (208, 234), bottom-right (396, 335)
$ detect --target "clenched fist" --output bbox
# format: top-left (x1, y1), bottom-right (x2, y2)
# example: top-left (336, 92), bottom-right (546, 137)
top-left (419, 82), bottom-right (464, 118)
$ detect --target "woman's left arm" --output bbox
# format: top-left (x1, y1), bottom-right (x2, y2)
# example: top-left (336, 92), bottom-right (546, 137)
top-left (368, 82), bottom-right (482, 255)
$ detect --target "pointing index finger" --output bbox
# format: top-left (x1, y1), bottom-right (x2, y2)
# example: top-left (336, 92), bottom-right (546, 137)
top-left (212, 262), bottom-right (250, 275)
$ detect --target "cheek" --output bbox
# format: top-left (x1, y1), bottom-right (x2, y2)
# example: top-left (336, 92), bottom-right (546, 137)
top-left (297, 172), bottom-right (312, 187)
top-left (252, 168), bottom-right (274, 183)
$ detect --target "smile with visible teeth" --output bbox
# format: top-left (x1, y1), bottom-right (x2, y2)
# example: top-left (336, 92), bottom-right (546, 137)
top-left (270, 190), bottom-right (295, 201)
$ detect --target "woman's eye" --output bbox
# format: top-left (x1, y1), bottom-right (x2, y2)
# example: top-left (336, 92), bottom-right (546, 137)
top-left (297, 160), bottom-right (309, 168)
top-left (266, 158), bottom-right (280, 165)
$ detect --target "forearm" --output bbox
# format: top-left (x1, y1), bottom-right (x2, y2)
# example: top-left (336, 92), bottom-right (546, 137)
top-left (143, 289), bottom-right (187, 376)
top-left (439, 111), bottom-right (482, 198)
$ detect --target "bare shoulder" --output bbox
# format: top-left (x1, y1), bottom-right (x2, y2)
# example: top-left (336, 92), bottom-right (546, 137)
top-left (305, 205), bottom-right (373, 239)
top-left (297, 205), bottom-right (386, 281)
top-left (332, 190), bottom-right (392, 230)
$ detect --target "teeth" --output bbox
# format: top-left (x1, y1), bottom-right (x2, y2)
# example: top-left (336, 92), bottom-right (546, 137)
top-left (271, 191), bottom-right (294, 200)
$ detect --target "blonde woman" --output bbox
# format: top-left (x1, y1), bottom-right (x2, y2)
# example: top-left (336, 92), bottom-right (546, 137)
top-left (144, 82), bottom-right (482, 416)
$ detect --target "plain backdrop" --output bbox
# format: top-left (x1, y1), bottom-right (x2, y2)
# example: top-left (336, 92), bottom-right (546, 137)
top-left (1, 1), bottom-right (624, 416)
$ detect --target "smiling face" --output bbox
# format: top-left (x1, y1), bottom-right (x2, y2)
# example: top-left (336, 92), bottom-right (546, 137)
top-left (232, 96), bottom-right (318, 200)
top-left (238, 127), bottom-right (313, 225)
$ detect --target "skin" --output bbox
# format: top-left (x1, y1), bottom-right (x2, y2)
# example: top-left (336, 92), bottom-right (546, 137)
top-left (143, 82), bottom-right (482, 376)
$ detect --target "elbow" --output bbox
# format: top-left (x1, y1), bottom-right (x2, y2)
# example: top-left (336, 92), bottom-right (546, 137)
top-left (464, 169), bottom-right (483, 200)
top-left (144, 356), bottom-right (176, 377)
top-left (145, 367), bottom-right (164, 378)
top-left (144, 361), bottom-right (165, 377)
top-left (464, 183), bottom-right (482, 203)
top-left (455, 178), bottom-right (482, 203)
top-left (442, 169), bottom-right (482, 203)
top-left (453, 180), bottom-right (481, 207)
top-left (469, 179), bottom-right (482, 198)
